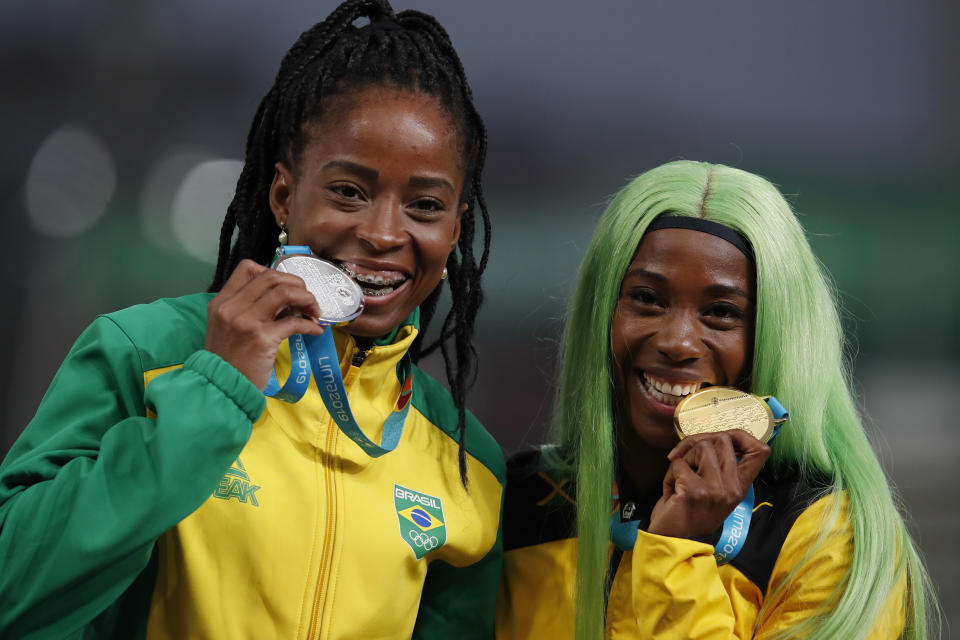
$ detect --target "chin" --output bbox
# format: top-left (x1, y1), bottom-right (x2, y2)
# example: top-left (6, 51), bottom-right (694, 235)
top-left (639, 428), bottom-right (680, 452)
top-left (616, 408), bottom-right (675, 455)
top-left (344, 319), bottom-right (392, 339)
top-left (625, 411), bottom-right (680, 452)
top-left (343, 308), bottom-right (412, 339)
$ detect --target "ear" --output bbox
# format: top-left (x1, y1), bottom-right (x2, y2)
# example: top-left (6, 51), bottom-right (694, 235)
top-left (269, 162), bottom-right (295, 228)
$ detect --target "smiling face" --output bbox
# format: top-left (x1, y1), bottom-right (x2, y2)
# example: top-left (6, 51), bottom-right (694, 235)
top-left (269, 87), bottom-right (465, 338)
top-left (611, 227), bottom-right (755, 451)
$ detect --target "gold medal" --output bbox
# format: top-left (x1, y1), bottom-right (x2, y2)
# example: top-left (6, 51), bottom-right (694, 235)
top-left (674, 387), bottom-right (786, 443)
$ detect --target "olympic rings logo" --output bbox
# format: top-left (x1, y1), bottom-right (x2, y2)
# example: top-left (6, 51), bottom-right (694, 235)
top-left (409, 530), bottom-right (439, 550)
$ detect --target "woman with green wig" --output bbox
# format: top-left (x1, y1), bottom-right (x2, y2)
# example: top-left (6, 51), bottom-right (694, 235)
top-left (496, 160), bottom-right (935, 639)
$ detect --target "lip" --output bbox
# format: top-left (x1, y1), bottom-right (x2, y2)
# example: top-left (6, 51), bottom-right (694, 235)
top-left (634, 369), bottom-right (711, 418)
top-left (331, 258), bottom-right (415, 309)
top-left (359, 278), bottom-right (413, 307)
top-left (634, 373), bottom-right (681, 418)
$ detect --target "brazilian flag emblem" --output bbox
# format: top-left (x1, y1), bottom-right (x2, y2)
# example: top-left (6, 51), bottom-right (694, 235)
top-left (394, 484), bottom-right (447, 560)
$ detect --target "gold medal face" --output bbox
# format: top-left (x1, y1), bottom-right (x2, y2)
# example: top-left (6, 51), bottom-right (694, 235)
top-left (674, 386), bottom-right (774, 443)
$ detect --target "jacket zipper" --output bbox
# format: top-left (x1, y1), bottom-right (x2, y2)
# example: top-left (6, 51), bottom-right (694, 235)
top-left (351, 347), bottom-right (368, 367)
top-left (305, 337), bottom-right (371, 639)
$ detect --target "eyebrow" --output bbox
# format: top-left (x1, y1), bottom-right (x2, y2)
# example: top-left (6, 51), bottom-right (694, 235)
top-left (322, 160), bottom-right (378, 181)
top-left (321, 161), bottom-right (455, 192)
top-left (624, 269), bottom-right (753, 300)
top-left (408, 175), bottom-right (456, 192)
top-left (625, 268), bottom-right (667, 284)
top-left (705, 283), bottom-right (753, 300)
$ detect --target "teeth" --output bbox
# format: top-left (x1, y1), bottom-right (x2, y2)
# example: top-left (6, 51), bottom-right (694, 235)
top-left (643, 374), bottom-right (702, 401)
top-left (648, 385), bottom-right (682, 406)
top-left (339, 264), bottom-right (406, 287)
top-left (359, 285), bottom-right (396, 296)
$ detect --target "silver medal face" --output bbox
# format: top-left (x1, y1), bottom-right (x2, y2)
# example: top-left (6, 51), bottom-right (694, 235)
top-left (273, 254), bottom-right (364, 325)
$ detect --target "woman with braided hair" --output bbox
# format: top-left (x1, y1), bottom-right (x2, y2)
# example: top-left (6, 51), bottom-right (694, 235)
top-left (497, 161), bottom-right (936, 639)
top-left (0, 2), bottom-right (504, 637)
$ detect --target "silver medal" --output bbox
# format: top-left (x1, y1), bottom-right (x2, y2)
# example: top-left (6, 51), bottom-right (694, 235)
top-left (273, 254), bottom-right (364, 325)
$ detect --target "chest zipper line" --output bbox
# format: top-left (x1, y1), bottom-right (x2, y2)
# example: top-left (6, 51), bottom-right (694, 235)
top-left (306, 339), bottom-right (370, 639)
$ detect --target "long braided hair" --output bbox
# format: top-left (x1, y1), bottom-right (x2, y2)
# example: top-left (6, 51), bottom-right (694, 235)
top-left (210, 0), bottom-right (490, 484)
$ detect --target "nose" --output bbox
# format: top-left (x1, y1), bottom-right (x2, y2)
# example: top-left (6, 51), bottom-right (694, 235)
top-left (355, 198), bottom-right (406, 252)
top-left (652, 309), bottom-right (707, 363)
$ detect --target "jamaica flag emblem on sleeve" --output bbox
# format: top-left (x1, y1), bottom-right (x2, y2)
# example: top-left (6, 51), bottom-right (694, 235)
top-left (394, 484), bottom-right (446, 560)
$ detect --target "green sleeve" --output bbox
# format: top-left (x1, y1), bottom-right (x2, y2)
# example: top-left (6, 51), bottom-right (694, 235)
top-left (0, 316), bottom-right (264, 638)
top-left (412, 503), bottom-right (504, 639)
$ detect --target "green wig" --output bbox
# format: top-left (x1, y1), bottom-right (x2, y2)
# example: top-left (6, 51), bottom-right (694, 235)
top-left (549, 160), bottom-right (934, 639)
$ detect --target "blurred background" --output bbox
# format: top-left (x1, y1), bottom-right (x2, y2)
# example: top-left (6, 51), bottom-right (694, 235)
top-left (1, 0), bottom-right (956, 631)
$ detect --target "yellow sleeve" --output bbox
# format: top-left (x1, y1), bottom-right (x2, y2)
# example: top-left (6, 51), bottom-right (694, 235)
top-left (630, 529), bottom-right (740, 639)
top-left (754, 494), bottom-right (906, 639)
top-left (630, 494), bottom-right (906, 639)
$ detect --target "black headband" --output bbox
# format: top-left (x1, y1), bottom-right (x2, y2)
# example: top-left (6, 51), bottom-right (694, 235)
top-left (645, 215), bottom-right (754, 262)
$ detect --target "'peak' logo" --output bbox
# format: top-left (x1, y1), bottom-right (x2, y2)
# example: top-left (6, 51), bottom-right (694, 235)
top-left (213, 458), bottom-right (261, 507)
top-left (394, 484), bottom-right (446, 559)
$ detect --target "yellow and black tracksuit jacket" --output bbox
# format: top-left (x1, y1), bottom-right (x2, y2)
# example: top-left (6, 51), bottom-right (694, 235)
top-left (0, 293), bottom-right (505, 639)
top-left (496, 450), bottom-right (904, 639)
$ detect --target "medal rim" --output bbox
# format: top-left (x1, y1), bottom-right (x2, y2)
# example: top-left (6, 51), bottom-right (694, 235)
top-left (673, 386), bottom-right (774, 443)
top-left (272, 254), bottom-right (365, 325)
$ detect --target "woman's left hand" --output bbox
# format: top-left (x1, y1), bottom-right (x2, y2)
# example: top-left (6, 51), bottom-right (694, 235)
top-left (647, 430), bottom-right (770, 539)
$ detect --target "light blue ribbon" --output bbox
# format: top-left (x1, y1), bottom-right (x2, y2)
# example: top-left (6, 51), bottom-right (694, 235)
top-left (713, 396), bottom-right (789, 563)
top-left (263, 245), bottom-right (410, 458)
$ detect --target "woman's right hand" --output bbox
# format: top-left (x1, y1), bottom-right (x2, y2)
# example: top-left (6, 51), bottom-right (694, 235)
top-left (647, 430), bottom-right (770, 540)
top-left (205, 259), bottom-right (326, 390)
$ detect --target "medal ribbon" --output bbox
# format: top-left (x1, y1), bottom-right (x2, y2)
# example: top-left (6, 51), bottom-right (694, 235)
top-left (262, 245), bottom-right (412, 458)
top-left (609, 396), bottom-right (789, 562)
top-left (712, 396), bottom-right (788, 564)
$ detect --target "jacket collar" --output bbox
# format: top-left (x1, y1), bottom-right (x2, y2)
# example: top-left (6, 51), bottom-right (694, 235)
top-left (330, 307), bottom-right (420, 368)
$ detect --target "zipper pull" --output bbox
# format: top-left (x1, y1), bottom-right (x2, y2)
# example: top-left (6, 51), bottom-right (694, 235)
top-left (351, 337), bottom-right (374, 367)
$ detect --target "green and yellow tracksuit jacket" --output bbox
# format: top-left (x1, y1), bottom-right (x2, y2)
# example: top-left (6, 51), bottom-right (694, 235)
top-left (496, 450), bottom-right (905, 639)
top-left (0, 293), bottom-right (505, 639)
